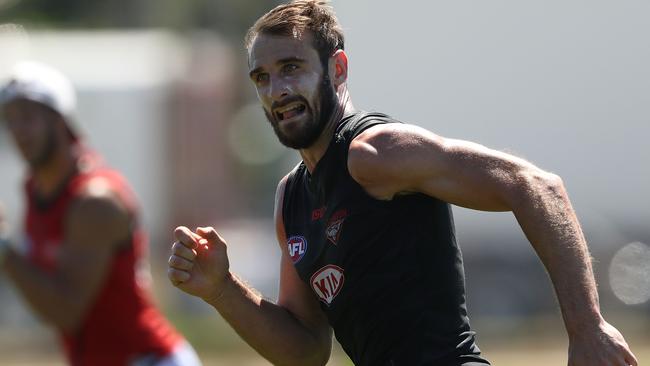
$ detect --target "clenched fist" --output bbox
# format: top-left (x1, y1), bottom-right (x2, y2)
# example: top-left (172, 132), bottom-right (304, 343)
top-left (568, 320), bottom-right (638, 366)
top-left (168, 226), bottom-right (231, 303)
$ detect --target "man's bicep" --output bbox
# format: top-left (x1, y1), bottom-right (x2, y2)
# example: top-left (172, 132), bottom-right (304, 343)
top-left (349, 123), bottom-right (539, 211)
top-left (274, 176), bottom-right (329, 335)
top-left (277, 251), bottom-right (330, 334)
top-left (65, 181), bottom-right (131, 249)
top-left (60, 190), bottom-right (131, 312)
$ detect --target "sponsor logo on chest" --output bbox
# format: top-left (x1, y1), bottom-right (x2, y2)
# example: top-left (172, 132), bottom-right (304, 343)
top-left (287, 236), bottom-right (307, 263)
top-left (310, 264), bottom-right (345, 305)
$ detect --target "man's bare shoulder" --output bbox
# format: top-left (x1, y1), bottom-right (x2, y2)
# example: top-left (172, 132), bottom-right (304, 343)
top-left (347, 123), bottom-right (445, 199)
top-left (65, 176), bottom-right (131, 248)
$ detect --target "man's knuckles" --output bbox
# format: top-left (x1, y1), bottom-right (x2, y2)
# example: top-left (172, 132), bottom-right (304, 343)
top-left (167, 267), bottom-right (190, 284)
top-left (196, 226), bottom-right (218, 239)
top-left (172, 241), bottom-right (197, 259)
top-left (168, 255), bottom-right (193, 271)
top-left (174, 226), bottom-right (199, 248)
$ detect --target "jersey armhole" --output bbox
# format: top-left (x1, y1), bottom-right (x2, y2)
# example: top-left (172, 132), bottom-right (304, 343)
top-left (279, 163), bottom-right (304, 243)
top-left (342, 111), bottom-right (400, 163)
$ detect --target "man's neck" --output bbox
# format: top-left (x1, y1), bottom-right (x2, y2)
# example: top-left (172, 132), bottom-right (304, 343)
top-left (31, 144), bottom-right (78, 198)
top-left (300, 87), bottom-right (355, 173)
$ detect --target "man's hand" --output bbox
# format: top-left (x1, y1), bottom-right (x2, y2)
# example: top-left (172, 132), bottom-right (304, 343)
top-left (568, 320), bottom-right (637, 366)
top-left (168, 226), bottom-right (231, 303)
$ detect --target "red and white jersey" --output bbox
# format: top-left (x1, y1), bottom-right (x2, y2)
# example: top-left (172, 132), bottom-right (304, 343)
top-left (24, 149), bottom-right (182, 366)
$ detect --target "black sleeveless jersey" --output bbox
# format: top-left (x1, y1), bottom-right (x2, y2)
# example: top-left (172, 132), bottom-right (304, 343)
top-left (282, 111), bottom-right (490, 366)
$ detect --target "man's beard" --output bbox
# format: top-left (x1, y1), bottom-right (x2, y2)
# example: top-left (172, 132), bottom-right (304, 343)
top-left (264, 74), bottom-right (337, 149)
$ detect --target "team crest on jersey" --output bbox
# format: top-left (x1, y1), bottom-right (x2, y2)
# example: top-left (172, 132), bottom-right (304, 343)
top-left (325, 209), bottom-right (348, 245)
top-left (310, 264), bottom-right (345, 305)
top-left (287, 236), bottom-right (307, 263)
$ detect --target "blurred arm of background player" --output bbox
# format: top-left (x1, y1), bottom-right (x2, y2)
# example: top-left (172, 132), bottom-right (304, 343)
top-left (168, 176), bottom-right (332, 366)
top-left (0, 185), bottom-right (131, 333)
top-left (347, 123), bottom-right (637, 366)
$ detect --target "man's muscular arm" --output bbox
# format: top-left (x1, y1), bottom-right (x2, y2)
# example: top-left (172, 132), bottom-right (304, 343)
top-left (348, 123), bottom-right (637, 366)
top-left (168, 176), bottom-right (331, 366)
top-left (1, 181), bottom-right (129, 333)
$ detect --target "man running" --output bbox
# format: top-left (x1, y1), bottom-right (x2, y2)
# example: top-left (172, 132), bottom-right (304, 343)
top-left (168, 1), bottom-right (637, 365)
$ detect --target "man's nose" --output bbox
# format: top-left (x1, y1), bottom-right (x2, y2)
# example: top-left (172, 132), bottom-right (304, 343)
top-left (269, 76), bottom-right (290, 101)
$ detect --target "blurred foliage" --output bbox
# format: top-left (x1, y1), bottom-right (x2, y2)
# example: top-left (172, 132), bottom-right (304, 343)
top-left (0, 0), bottom-right (279, 37)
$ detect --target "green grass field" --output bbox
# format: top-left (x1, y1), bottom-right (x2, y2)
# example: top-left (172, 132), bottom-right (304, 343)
top-left (167, 312), bottom-right (648, 366)
top-left (1, 314), bottom-right (646, 365)
top-left (0, 341), bottom-right (647, 365)
top-left (2, 340), bottom-right (647, 366)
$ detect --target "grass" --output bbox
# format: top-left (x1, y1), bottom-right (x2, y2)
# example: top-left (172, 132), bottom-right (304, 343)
top-left (0, 314), bottom-right (646, 365)
top-left (0, 339), bottom-right (646, 365)
top-left (197, 336), bottom-right (649, 366)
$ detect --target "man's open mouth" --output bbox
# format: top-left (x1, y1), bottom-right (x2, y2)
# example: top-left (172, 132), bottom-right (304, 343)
top-left (275, 102), bottom-right (307, 121)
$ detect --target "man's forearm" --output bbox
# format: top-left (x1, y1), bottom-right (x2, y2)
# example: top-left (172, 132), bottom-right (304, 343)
top-left (512, 173), bottom-right (603, 335)
top-left (206, 273), bottom-right (330, 366)
top-left (2, 248), bottom-right (83, 331)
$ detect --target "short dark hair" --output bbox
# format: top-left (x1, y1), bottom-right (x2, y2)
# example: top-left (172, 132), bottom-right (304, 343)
top-left (245, 0), bottom-right (345, 67)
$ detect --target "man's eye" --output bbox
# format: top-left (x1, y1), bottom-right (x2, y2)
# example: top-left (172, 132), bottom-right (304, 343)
top-left (256, 73), bottom-right (269, 83)
top-left (282, 64), bottom-right (299, 73)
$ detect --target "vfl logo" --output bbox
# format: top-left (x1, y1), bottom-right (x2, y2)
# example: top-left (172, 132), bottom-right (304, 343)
top-left (310, 264), bottom-right (345, 305)
top-left (325, 209), bottom-right (348, 245)
top-left (287, 236), bottom-right (307, 263)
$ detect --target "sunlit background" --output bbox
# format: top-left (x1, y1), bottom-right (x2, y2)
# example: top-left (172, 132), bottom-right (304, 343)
top-left (1, 0), bottom-right (648, 365)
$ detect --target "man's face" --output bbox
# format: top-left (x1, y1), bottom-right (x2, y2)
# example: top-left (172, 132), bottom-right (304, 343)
top-left (2, 99), bottom-right (59, 167)
top-left (248, 32), bottom-right (336, 149)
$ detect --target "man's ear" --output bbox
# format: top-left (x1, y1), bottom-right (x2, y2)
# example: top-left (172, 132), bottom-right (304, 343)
top-left (328, 49), bottom-right (348, 87)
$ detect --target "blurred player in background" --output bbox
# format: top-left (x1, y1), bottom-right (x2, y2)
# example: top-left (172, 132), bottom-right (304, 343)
top-left (168, 1), bottom-right (638, 365)
top-left (0, 61), bottom-right (202, 366)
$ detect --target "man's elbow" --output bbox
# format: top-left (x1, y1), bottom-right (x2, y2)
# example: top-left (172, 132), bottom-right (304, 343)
top-left (279, 336), bottom-right (331, 366)
top-left (296, 352), bottom-right (331, 366)
top-left (516, 168), bottom-right (567, 203)
top-left (311, 345), bottom-right (332, 366)
top-left (535, 171), bottom-right (565, 197)
top-left (289, 343), bottom-right (331, 366)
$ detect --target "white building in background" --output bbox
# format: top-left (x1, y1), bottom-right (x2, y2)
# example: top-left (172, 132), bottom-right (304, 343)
top-left (0, 30), bottom-right (186, 242)
top-left (0, 28), bottom-right (283, 312)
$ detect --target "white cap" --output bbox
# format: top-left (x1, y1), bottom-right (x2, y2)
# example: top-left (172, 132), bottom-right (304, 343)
top-left (0, 61), bottom-right (78, 128)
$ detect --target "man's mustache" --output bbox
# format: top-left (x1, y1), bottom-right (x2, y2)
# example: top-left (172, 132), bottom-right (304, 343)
top-left (271, 95), bottom-right (309, 111)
